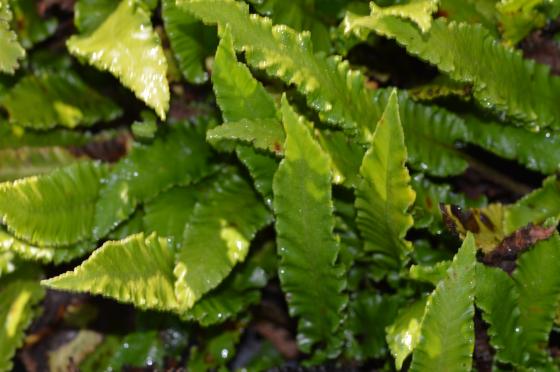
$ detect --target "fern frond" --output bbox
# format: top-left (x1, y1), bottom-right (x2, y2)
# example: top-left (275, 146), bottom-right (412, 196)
top-left (439, 0), bottom-right (498, 33)
top-left (174, 170), bottom-right (271, 309)
top-left (355, 90), bottom-right (415, 269)
top-left (73, 0), bottom-right (116, 34)
top-left (0, 147), bottom-right (76, 181)
top-left (0, 161), bottom-right (108, 246)
top-left (0, 0), bottom-right (24, 74)
top-left (409, 234), bottom-right (476, 371)
top-left (162, 0), bottom-right (217, 84)
top-left (349, 15), bottom-right (560, 129)
top-left (67, 0), bottom-right (169, 119)
top-left (476, 234), bottom-right (560, 367)
top-left (386, 296), bottom-right (428, 370)
top-left (272, 98), bottom-right (347, 359)
top-left (93, 122), bottom-right (212, 240)
top-left (0, 275), bottom-right (45, 372)
top-left (0, 71), bottom-right (122, 129)
top-left (235, 145), bottom-right (278, 208)
top-left (43, 233), bottom-right (180, 311)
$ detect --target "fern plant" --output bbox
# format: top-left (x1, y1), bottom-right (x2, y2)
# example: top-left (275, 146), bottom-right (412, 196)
top-left (2, 0), bottom-right (560, 370)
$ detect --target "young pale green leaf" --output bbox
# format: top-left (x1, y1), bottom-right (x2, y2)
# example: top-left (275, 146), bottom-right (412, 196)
top-left (67, 0), bottom-right (169, 119)
top-left (174, 171), bottom-right (272, 309)
top-left (74, 0), bottom-right (116, 34)
top-left (0, 71), bottom-right (122, 129)
top-left (0, 0), bottom-right (24, 74)
top-left (386, 296), bottom-right (429, 370)
top-left (43, 233), bottom-right (181, 312)
top-left (438, 0), bottom-right (498, 33)
top-left (0, 161), bottom-right (108, 246)
top-left (0, 147), bottom-right (76, 181)
top-left (207, 118), bottom-right (285, 154)
top-left (504, 176), bottom-right (560, 234)
top-left (212, 27), bottom-right (278, 123)
top-left (497, 0), bottom-right (546, 45)
top-left (0, 227), bottom-right (94, 265)
top-left (410, 234), bottom-right (476, 372)
top-left (409, 261), bottom-right (451, 286)
top-left (355, 90), bottom-right (415, 269)
top-left (0, 277), bottom-right (45, 372)
top-left (272, 98), bottom-right (347, 359)
top-left (93, 122), bottom-right (212, 240)
top-left (345, 0), bottom-right (438, 34)
top-left (9, 0), bottom-right (58, 48)
top-left (375, 89), bottom-right (469, 177)
top-left (465, 115), bottom-right (560, 174)
top-left (162, 0), bottom-right (217, 84)
top-left (352, 15), bottom-right (560, 130)
top-left (476, 235), bottom-right (560, 367)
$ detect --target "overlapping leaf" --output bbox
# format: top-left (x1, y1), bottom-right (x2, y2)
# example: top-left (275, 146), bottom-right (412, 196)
top-left (355, 90), bottom-right (415, 269)
top-left (162, 0), bottom-right (217, 84)
top-left (348, 14), bottom-right (560, 129)
top-left (410, 234), bottom-right (476, 371)
top-left (43, 233), bottom-right (180, 311)
top-left (0, 0), bottom-right (24, 73)
top-left (0, 161), bottom-right (108, 246)
top-left (476, 234), bottom-right (560, 367)
top-left (9, 0), bottom-right (58, 48)
top-left (67, 0), bottom-right (169, 119)
top-left (1, 274), bottom-right (45, 372)
top-left (93, 122), bottom-right (212, 240)
top-left (0, 146), bottom-right (76, 181)
top-left (272, 98), bottom-right (347, 359)
top-left (0, 71), bottom-right (122, 129)
top-left (74, 0), bottom-right (116, 34)
top-left (174, 170), bottom-right (272, 309)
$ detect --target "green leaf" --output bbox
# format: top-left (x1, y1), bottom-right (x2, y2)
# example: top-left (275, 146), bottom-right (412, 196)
top-left (376, 89), bottom-right (469, 177)
top-left (67, 0), bottom-right (169, 119)
top-left (0, 123), bottom-right (92, 149)
top-left (0, 146), bottom-right (76, 181)
top-left (497, 0), bottom-right (547, 45)
top-left (410, 234), bottom-right (476, 372)
top-left (346, 293), bottom-right (401, 361)
top-left (476, 235), bottom-right (560, 367)
top-left (409, 261), bottom-right (451, 286)
top-left (162, 0), bottom-right (217, 84)
top-left (43, 233), bottom-right (181, 311)
top-left (0, 161), bottom-right (108, 246)
top-left (438, 0), bottom-right (498, 33)
top-left (504, 176), bottom-right (560, 234)
top-left (235, 145), bottom-right (278, 208)
top-left (183, 243), bottom-right (274, 326)
top-left (212, 27), bottom-right (278, 123)
top-left (272, 98), bottom-right (347, 359)
top-left (180, 0), bottom-right (377, 140)
top-left (0, 227), bottom-right (95, 265)
top-left (355, 90), bottom-right (415, 269)
top-left (0, 276), bottom-right (45, 372)
top-left (174, 170), bottom-right (272, 309)
top-left (316, 129), bottom-right (364, 188)
top-left (465, 115), bottom-right (560, 174)
top-left (386, 296), bottom-right (429, 370)
top-left (189, 329), bottom-right (240, 371)
top-left (207, 118), bottom-right (285, 154)
top-left (345, 0), bottom-right (438, 34)
top-left (251, 0), bottom-right (333, 52)
top-left (9, 0), bottom-right (58, 48)
top-left (143, 186), bottom-right (199, 247)
top-left (350, 15), bottom-right (560, 130)
top-left (74, 0), bottom-right (117, 34)
top-left (0, 0), bottom-right (24, 74)
top-left (93, 122), bottom-right (212, 240)
top-left (0, 71), bottom-right (122, 129)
